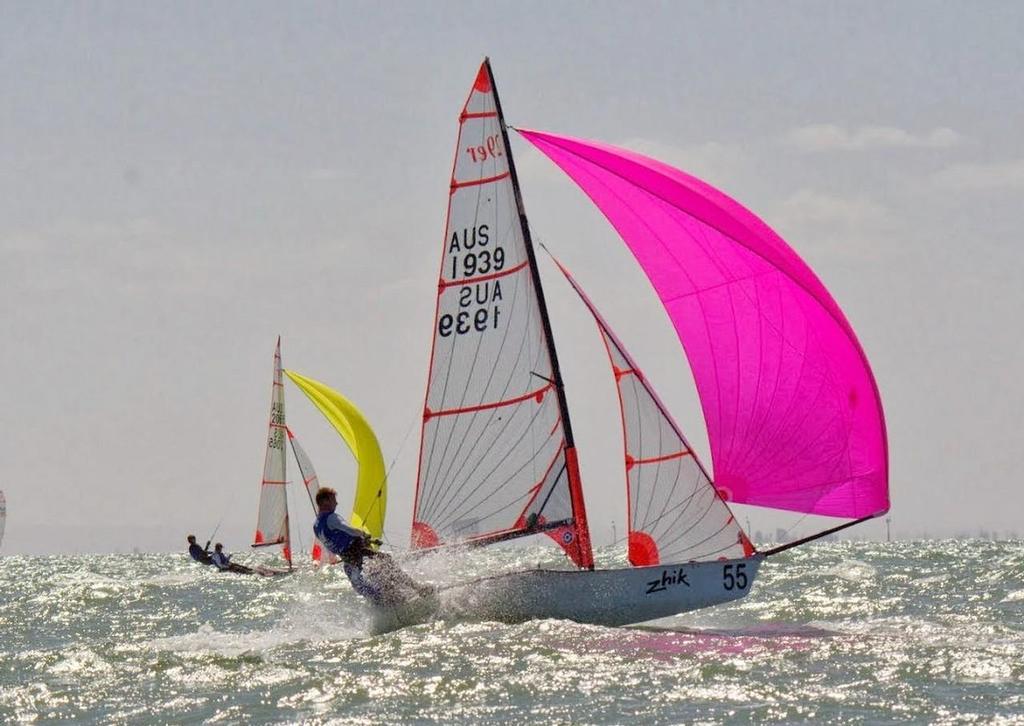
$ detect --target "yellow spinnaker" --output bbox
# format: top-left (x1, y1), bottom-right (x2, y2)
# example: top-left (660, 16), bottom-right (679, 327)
top-left (284, 370), bottom-right (386, 541)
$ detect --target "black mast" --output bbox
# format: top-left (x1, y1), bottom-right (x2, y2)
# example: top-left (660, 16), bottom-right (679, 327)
top-left (484, 58), bottom-right (593, 568)
top-left (484, 57), bottom-right (576, 450)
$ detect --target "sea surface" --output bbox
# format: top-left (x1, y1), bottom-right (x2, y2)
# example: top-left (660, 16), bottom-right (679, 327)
top-left (1, 540), bottom-right (1022, 724)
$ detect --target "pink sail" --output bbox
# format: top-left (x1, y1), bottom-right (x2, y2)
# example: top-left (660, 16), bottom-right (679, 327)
top-left (519, 130), bottom-right (888, 519)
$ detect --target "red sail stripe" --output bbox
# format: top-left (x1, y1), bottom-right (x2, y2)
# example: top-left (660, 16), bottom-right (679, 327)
top-left (439, 259), bottom-right (528, 290)
top-left (261, 479), bottom-right (288, 485)
top-left (450, 171), bottom-right (510, 191)
top-left (626, 450), bottom-right (692, 470)
top-left (424, 383), bottom-right (552, 420)
top-left (461, 111), bottom-right (498, 120)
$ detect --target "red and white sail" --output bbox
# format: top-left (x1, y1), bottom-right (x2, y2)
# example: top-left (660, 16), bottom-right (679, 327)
top-left (550, 255), bottom-right (754, 565)
top-left (411, 60), bottom-right (592, 568)
top-left (253, 337), bottom-right (291, 566)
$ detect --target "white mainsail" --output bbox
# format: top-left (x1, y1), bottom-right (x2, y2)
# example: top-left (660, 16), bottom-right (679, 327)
top-left (0, 490), bottom-right (6, 550)
top-left (411, 60), bottom-right (592, 568)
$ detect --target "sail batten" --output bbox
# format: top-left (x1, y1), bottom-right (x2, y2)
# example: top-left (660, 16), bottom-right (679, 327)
top-left (521, 129), bottom-right (888, 521)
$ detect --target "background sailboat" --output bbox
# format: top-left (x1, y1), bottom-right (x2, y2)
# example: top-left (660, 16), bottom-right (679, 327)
top-left (0, 490), bottom-right (6, 551)
top-left (402, 59), bottom-right (888, 628)
top-left (250, 338), bottom-right (326, 570)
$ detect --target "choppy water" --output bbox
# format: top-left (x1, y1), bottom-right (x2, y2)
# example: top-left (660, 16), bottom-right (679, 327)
top-left (1, 540), bottom-right (1022, 724)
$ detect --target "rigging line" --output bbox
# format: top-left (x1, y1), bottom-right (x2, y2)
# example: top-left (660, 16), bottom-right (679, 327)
top-left (773, 511), bottom-right (812, 546)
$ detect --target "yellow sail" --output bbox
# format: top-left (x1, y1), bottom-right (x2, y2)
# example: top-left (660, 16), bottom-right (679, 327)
top-left (284, 370), bottom-right (386, 541)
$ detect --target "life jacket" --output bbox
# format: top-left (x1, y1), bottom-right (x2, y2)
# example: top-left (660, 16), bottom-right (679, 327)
top-left (313, 511), bottom-right (361, 557)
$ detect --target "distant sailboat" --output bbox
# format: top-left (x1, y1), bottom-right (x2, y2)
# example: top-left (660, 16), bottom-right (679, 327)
top-left (250, 338), bottom-right (325, 570)
top-left (403, 59), bottom-right (889, 627)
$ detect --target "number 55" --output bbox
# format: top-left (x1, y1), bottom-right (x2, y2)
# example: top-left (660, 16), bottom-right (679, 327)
top-left (723, 563), bottom-right (748, 590)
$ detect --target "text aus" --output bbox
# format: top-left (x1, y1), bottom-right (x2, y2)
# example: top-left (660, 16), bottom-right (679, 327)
top-left (439, 225), bottom-right (506, 338)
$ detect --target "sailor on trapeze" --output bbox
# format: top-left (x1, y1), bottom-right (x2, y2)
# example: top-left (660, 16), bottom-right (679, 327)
top-left (312, 487), bottom-right (434, 605)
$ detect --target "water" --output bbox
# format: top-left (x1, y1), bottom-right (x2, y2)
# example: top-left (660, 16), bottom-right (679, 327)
top-left (1, 540), bottom-right (1022, 724)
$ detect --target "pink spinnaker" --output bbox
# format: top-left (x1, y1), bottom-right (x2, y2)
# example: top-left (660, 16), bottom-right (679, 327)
top-left (519, 129), bottom-right (888, 519)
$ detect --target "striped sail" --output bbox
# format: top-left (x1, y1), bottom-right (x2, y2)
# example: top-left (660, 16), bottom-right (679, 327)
top-left (412, 60), bottom-right (592, 568)
top-left (253, 337), bottom-right (291, 565)
top-left (551, 256), bottom-right (754, 565)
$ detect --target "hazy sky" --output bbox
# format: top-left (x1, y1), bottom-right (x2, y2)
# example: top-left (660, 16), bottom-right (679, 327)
top-left (2, 2), bottom-right (1021, 554)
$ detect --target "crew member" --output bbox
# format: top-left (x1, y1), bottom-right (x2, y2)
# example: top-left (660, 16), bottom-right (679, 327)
top-left (210, 543), bottom-right (254, 575)
top-left (312, 487), bottom-right (433, 605)
top-left (186, 535), bottom-right (213, 565)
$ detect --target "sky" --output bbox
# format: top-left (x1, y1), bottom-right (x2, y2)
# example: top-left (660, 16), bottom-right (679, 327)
top-left (1, 2), bottom-right (1022, 554)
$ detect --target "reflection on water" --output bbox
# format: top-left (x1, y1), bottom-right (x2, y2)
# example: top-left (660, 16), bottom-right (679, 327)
top-left (0, 540), bottom-right (1022, 723)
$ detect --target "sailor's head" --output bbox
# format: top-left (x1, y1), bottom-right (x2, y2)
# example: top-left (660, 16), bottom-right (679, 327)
top-left (187, 534), bottom-right (197, 544)
top-left (315, 487), bottom-right (338, 513)
top-left (214, 543), bottom-right (223, 552)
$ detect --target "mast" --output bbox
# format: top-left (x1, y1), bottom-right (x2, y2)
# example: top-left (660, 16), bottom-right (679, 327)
top-left (484, 58), bottom-right (594, 569)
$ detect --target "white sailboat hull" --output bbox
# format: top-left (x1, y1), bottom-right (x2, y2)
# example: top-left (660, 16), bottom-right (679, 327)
top-left (372, 555), bottom-right (762, 632)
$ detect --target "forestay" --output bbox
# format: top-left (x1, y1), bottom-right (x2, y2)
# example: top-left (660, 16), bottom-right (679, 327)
top-left (550, 255), bottom-right (754, 565)
top-left (519, 130), bottom-right (888, 520)
top-left (411, 61), bottom-right (592, 568)
top-left (253, 337), bottom-right (291, 564)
